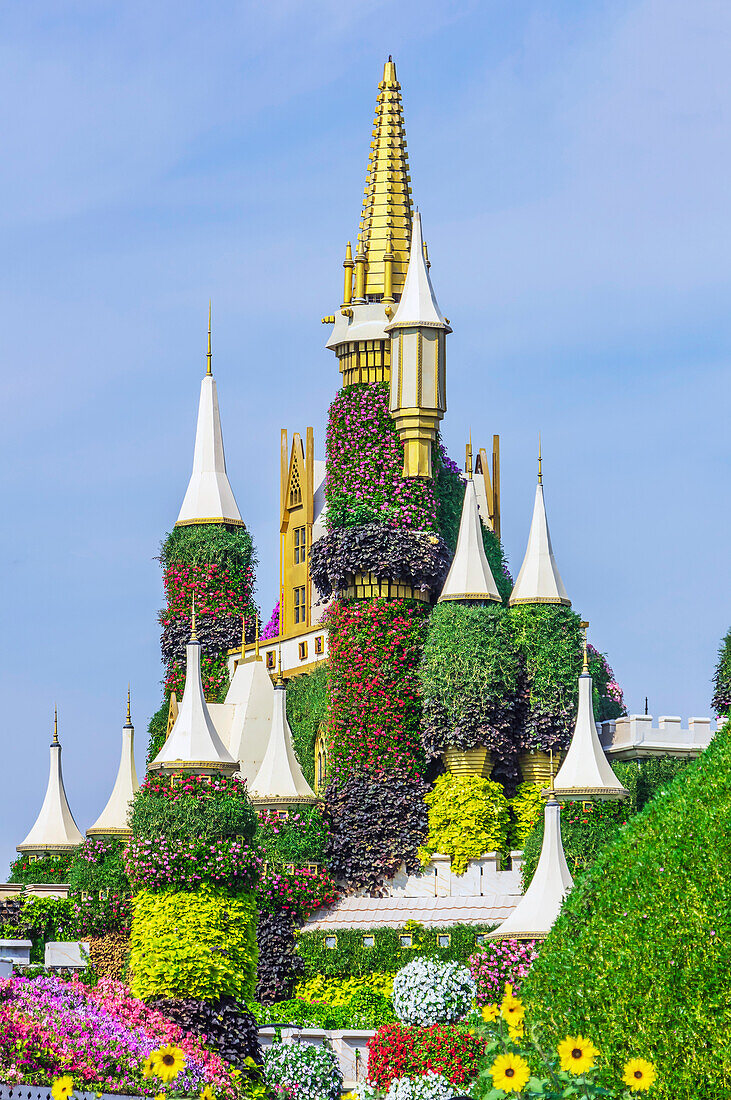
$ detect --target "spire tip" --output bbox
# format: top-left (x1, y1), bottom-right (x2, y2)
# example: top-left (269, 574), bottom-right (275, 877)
top-left (206, 301), bottom-right (212, 376)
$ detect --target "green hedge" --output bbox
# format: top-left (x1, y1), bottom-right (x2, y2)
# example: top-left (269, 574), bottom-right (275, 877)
top-left (129, 884), bottom-right (258, 1002)
top-left (286, 663), bottom-right (328, 787)
top-left (524, 729), bottom-right (731, 1097)
top-left (521, 755), bottom-right (692, 886)
top-left (297, 921), bottom-right (496, 979)
top-left (8, 853), bottom-right (74, 884)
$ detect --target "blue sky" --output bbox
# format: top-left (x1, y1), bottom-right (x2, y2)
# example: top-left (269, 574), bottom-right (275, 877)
top-left (1, 0), bottom-right (729, 871)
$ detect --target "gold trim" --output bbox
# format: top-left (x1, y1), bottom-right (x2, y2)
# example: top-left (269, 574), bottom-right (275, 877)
top-left (489, 931), bottom-right (549, 942)
top-left (148, 760), bottom-right (237, 773)
top-left (16, 844), bottom-right (81, 853)
top-left (439, 592), bottom-right (501, 603)
top-left (86, 828), bottom-right (133, 837)
top-left (546, 786), bottom-right (629, 800)
top-left (174, 517), bottom-right (245, 528)
top-left (508, 596), bottom-right (571, 607)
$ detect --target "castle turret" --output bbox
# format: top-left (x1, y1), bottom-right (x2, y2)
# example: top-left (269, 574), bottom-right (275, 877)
top-left (175, 306), bottom-right (243, 528)
top-left (17, 710), bottom-right (84, 854)
top-left (439, 474), bottom-right (501, 603)
top-left (250, 676), bottom-right (316, 809)
top-left (385, 210), bottom-right (450, 478)
top-left (87, 689), bottom-right (141, 838)
top-left (509, 451), bottom-right (570, 606)
top-left (149, 602), bottom-right (238, 776)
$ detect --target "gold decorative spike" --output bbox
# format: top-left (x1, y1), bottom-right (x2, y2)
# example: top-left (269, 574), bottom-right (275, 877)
top-left (549, 748), bottom-right (555, 793)
top-left (190, 594), bottom-right (198, 641)
top-left (355, 58), bottom-right (413, 299)
top-left (206, 302), bottom-right (212, 376)
top-left (466, 429), bottom-right (473, 479)
top-left (255, 614), bottom-right (260, 660)
top-left (53, 705), bottom-right (59, 745)
top-left (423, 239), bottom-right (430, 269)
top-left (538, 433), bottom-right (543, 485)
top-left (580, 621), bottom-right (590, 673)
top-left (165, 692), bottom-right (179, 740)
top-left (126, 685), bottom-right (132, 724)
top-left (342, 242), bottom-right (354, 307)
top-left (241, 615), bottom-right (246, 660)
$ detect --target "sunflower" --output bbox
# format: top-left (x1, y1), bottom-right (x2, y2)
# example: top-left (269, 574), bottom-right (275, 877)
top-left (500, 992), bottom-right (526, 1026)
top-left (490, 1053), bottom-right (531, 1093)
top-left (481, 1003), bottom-right (500, 1022)
top-left (51, 1077), bottom-right (74, 1100)
top-left (558, 1035), bottom-right (600, 1075)
top-left (151, 1045), bottom-right (187, 1083)
top-left (508, 1019), bottom-right (525, 1041)
top-left (200, 1088), bottom-right (215, 1100)
top-left (622, 1058), bottom-right (657, 1092)
top-left (142, 1054), bottom-right (157, 1080)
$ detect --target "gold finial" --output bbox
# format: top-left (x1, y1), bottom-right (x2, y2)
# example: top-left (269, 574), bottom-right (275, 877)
top-left (206, 301), bottom-right (212, 376)
top-left (190, 594), bottom-right (198, 641)
top-left (581, 621), bottom-right (590, 673)
top-left (465, 430), bottom-right (473, 479)
top-left (241, 615), bottom-right (246, 660)
top-left (275, 648), bottom-right (284, 685)
top-left (538, 433), bottom-right (543, 485)
top-left (549, 747), bottom-right (555, 794)
top-left (53, 705), bottom-right (59, 745)
top-left (423, 240), bottom-right (431, 269)
top-left (126, 685), bottom-right (132, 724)
top-left (255, 613), bottom-right (260, 660)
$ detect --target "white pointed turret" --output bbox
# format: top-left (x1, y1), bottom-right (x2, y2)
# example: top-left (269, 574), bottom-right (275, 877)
top-left (439, 477), bottom-right (501, 603)
top-left (385, 211), bottom-right (450, 479)
top-left (87, 691), bottom-right (141, 838)
top-left (509, 455), bottom-right (570, 607)
top-left (149, 603), bottom-right (238, 776)
top-left (223, 654), bottom-right (275, 784)
top-left (552, 634), bottom-right (628, 801)
top-left (17, 711), bottom-right (84, 854)
top-left (489, 797), bottom-right (573, 941)
top-left (250, 680), bottom-right (316, 808)
top-left (175, 307), bottom-right (243, 528)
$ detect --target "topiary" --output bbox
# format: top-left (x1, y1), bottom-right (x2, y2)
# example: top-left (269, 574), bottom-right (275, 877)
top-left (129, 773), bottom-right (258, 843)
top-left (256, 806), bottom-right (328, 868)
top-left (510, 604), bottom-right (583, 753)
top-left (712, 625), bottom-right (731, 717)
top-left (151, 994), bottom-right (262, 1069)
top-left (255, 909), bottom-right (304, 1005)
top-left (523, 725), bottom-right (731, 1097)
top-left (419, 774), bottom-right (511, 874)
top-left (8, 852), bottom-right (74, 885)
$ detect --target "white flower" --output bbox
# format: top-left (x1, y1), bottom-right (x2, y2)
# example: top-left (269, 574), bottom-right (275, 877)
top-left (264, 1039), bottom-right (343, 1100)
top-left (386, 1073), bottom-right (458, 1100)
top-left (392, 957), bottom-right (476, 1026)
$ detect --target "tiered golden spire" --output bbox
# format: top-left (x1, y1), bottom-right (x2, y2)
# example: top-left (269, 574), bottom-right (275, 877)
top-left (353, 57), bottom-right (413, 301)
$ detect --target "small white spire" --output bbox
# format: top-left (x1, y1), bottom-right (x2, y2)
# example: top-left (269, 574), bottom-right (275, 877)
top-left (439, 479), bottom-right (502, 603)
top-left (149, 616), bottom-right (237, 775)
top-left (87, 692), bottom-right (141, 837)
top-left (18, 715), bottom-right (84, 853)
top-left (224, 656), bottom-right (275, 785)
top-left (552, 672), bottom-right (629, 801)
top-left (489, 797), bottom-right (573, 941)
top-left (385, 211), bottom-right (451, 333)
top-left (509, 472), bottom-right (570, 607)
top-left (175, 318), bottom-right (243, 527)
top-left (249, 682), bottom-right (316, 806)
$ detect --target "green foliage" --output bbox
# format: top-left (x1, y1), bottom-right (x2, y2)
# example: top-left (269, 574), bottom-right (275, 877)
top-left (68, 838), bottom-right (129, 896)
top-left (419, 602), bottom-right (519, 759)
top-left (257, 806), bottom-right (328, 867)
top-left (16, 896), bottom-right (75, 961)
top-left (8, 852), bottom-right (74, 884)
top-left (146, 696), bottom-right (169, 766)
top-left (285, 663), bottom-right (328, 787)
top-left (255, 988), bottom-right (395, 1029)
top-left (129, 884), bottom-right (258, 1002)
top-left (713, 624), bottom-right (731, 716)
top-left (510, 604), bottom-right (583, 751)
top-left (508, 782), bottom-right (544, 849)
top-left (521, 756), bottom-right (692, 886)
top-left (420, 774), bottom-right (511, 873)
top-left (434, 465), bottom-right (511, 600)
top-left (129, 773), bottom-right (258, 843)
top-left (160, 521), bottom-right (257, 575)
top-left (524, 729), bottom-right (731, 1097)
top-left (297, 921), bottom-right (497, 979)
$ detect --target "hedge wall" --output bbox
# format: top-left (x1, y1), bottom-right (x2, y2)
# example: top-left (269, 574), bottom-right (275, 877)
top-left (285, 663), bottom-right (328, 787)
top-left (713, 624), bottom-right (731, 717)
top-left (524, 727), bottom-right (731, 1097)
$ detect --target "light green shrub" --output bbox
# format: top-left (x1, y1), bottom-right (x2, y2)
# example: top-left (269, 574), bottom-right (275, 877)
top-left (420, 774), bottom-right (510, 874)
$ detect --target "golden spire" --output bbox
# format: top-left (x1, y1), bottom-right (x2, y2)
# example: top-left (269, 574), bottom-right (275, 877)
top-left (342, 242), bottom-right (354, 307)
top-left (581, 621), bottom-right (590, 673)
top-left (538, 433), bottom-right (543, 485)
top-left (423, 239), bottom-right (430, 269)
top-left (241, 615), bottom-right (246, 660)
top-left (255, 613), bottom-right (260, 660)
top-left (206, 301), bottom-right (212, 376)
top-left (466, 430), bottom-right (473, 479)
top-left (190, 594), bottom-right (198, 642)
top-left (53, 705), bottom-right (59, 745)
top-left (126, 685), bottom-right (132, 725)
top-left (356, 57), bottom-right (413, 300)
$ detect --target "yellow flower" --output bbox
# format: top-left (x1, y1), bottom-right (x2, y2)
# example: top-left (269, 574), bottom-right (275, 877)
top-left (151, 1045), bottom-right (187, 1083)
top-left (500, 992), bottom-right (526, 1026)
top-left (558, 1035), bottom-right (600, 1075)
top-left (508, 1019), bottom-right (525, 1040)
top-left (490, 1053), bottom-right (531, 1092)
top-left (142, 1054), bottom-right (157, 1079)
top-left (481, 1003), bottom-right (500, 1022)
top-left (622, 1058), bottom-right (657, 1092)
top-left (200, 1088), bottom-right (215, 1100)
top-left (51, 1077), bottom-right (74, 1100)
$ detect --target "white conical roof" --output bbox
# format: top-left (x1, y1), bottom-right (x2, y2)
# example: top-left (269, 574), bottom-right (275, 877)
top-left (385, 212), bottom-right (451, 332)
top-left (149, 630), bottom-right (237, 775)
top-left (250, 683), bottom-right (316, 805)
top-left (18, 726), bottom-right (84, 853)
top-left (175, 366), bottom-right (243, 528)
top-left (552, 673), bottom-right (628, 800)
top-left (87, 703), bottom-right (141, 837)
top-left (489, 798), bottom-right (573, 941)
top-left (224, 657), bottom-right (275, 784)
top-left (439, 478), bottom-right (501, 603)
top-left (509, 481), bottom-right (570, 606)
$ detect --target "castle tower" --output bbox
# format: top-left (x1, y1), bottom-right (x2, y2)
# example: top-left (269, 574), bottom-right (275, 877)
top-left (17, 710), bottom-right (84, 855)
top-left (324, 57), bottom-right (413, 388)
top-left (438, 472), bottom-right (501, 603)
top-left (250, 677), bottom-right (316, 810)
top-left (87, 690), bottom-right (141, 839)
top-left (509, 453), bottom-right (570, 607)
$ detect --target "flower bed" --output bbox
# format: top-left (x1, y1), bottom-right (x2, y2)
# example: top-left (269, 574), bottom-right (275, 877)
top-left (468, 939), bottom-right (539, 1004)
top-left (367, 1024), bottom-right (485, 1092)
top-left (264, 1039), bottom-right (342, 1100)
top-left (0, 975), bottom-right (241, 1095)
top-left (125, 836), bottom-right (261, 894)
top-left (258, 866), bottom-right (338, 920)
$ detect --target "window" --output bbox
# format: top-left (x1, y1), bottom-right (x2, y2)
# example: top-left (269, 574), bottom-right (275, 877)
top-left (294, 526), bottom-right (307, 564)
top-left (437, 933), bottom-right (451, 948)
top-left (298, 640), bottom-right (308, 661)
top-left (362, 935), bottom-right (375, 948)
top-left (475, 934), bottom-right (487, 945)
top-left (399, 934), bottom-right (413, 948)
top-left (266, 651), bottom-right (276, 670)
top-left (325, 936), bottom-right (337, 949)
top-left (294, 586), bottom-right (306, 624)
top-left (284, 864), bottom-right (295, 875)
top-left (314, 635), bottom-right (324, 655)
top-left (289, 463), bottom-right (302, 508)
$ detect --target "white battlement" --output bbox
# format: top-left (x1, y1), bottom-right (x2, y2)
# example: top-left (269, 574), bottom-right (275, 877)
top-left (599, 714), bottom-right (723, 760)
